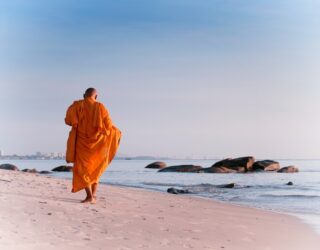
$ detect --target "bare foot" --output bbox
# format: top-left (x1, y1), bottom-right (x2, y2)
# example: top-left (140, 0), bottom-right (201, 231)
top-left (81, 197), bottom-right (96, 204)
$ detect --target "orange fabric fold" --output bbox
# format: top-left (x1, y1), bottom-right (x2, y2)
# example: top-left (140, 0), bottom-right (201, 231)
top-left (65, 98), bottom-right (121, 193)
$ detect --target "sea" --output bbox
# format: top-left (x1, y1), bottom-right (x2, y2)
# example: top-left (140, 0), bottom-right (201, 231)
top-left (1, 159), bottom-right (320, 234)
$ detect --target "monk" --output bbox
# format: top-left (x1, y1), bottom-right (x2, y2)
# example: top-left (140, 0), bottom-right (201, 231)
top-left (65, 88), bottom-right (121, 204)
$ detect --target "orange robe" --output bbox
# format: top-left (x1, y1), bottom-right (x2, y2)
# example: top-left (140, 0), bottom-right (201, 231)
top-left (65, 97), bottom-right (121, 193)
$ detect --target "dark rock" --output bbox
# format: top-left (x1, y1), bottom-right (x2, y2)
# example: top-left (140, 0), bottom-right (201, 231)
top-left (202, 166), bottom-right (237, 173)
top-left (216, 183), bottom-right (235, 188)
top-left (167, 188), bottom-right (190, 194)
top-left (22, 168), bottom-right (38, 173)
top-left (208, 156), bottom-right (255, 173)
top-left (278, 166), bottom-right (299, 173)
top-left (0, 164), bottom-right (19, 171)
top-left (145, 161), bottom-right (167, 169)
top-left (286, 181), bottom-right (293, 186)
top-left (252, 168), bottom-right (265, 173)
top-left (39, 171), bottom-right (51, 174)
top-left (252, 160), bottom-right (280, 172)
top-left (158, 165), bottom-right (203, 173)
top-left (51, 165), bottom-right (73, 172)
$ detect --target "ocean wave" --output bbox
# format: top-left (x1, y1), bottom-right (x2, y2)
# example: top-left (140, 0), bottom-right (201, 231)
top-left (141, 182), bottom-right (185, 187)
top-left (260, 194), bottom-right (320, 199)
top-left (299, 170), bottom-right (320, 173)
top-left (187, 183), bottom-right (219, 188)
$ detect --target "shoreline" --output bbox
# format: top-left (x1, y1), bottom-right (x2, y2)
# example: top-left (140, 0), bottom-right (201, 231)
top-left (99, 181), bottom-right (320, 235)
top-left (1, 169), bottom-right (319, 249)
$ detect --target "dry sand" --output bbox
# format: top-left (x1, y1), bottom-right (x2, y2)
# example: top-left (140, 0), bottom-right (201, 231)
top-left (0, 169), bottom-right (319, 250)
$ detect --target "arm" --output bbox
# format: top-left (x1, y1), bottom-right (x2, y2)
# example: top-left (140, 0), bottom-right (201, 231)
top-left (65, 102), bottom-right (78, 127)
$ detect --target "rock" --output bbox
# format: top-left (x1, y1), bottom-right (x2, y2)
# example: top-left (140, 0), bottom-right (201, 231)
top-left (22, 168), bottom-right (38, 173)
top-left (208, 156), bottom-right (255, 173)
top-left (217, 183), bottom-right (235, 188)
top-left (51, 165), bottom-right (73, 172)
top-left (158, 165), bottom-right (203, 173)
top-left (39, 171), bottom-right (51, 174)
top-left (202, 166), bottom-right (237, 173)
top-left (167, 188), bottom-right (190, 194)
top-left (286, 181), bottom-right (293, 186)
top-left (23, 168), bottom-right (38, 173)
top-left (145, 161), bottom-right (167, 169)
top-left (0, 164), bottom-right (19, 171)
top-left (252, 168), bottom-right (265, 173)
top-left (278, 166), bottom-right (299, 173)
top-left (252, 160), bottom-right (280, 172)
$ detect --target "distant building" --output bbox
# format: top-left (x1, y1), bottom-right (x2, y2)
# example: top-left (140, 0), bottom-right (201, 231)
top-left (0, 150), bottom-right (3, 157)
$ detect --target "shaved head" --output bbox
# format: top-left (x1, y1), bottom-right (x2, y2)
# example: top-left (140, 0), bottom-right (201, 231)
top-left (83, 88), bottom-right (97, 99)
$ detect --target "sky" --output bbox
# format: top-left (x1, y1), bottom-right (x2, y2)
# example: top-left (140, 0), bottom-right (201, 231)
top-left (1, 0), bottom-right (320, 159)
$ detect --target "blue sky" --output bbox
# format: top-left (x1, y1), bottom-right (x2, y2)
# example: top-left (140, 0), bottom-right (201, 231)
top-left (1, 0), bottom-right (320, 158)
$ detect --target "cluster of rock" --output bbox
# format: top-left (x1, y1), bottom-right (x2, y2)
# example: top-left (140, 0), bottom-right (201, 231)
top-left (145, 161), bottom-right (167, 169)
top-left (145, 157), bottom-right (299, 174)
top-left (167, 183), bottom-right (237, 195)
top-left (51, 166), bottom-right (73, 172)
top-left (0, 164), bottom-right (73, 174)
top-left (0, 164), bottom-right (20, 171)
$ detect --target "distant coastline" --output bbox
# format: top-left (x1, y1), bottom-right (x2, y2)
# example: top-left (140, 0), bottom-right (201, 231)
top-left (2, 154), bottom-right (320, 161)
top-left (0, 154), bottom-right (65, 161)
top-left (0, 154), bottom-right (172, 161)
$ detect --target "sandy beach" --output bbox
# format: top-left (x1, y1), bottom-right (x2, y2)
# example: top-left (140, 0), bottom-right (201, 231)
top-left (0, 169), bottom-right (319, 250)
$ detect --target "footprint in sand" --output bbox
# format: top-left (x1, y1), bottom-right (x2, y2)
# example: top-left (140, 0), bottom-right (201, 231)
top-left (116, 247), bottom-right (132, 250)
top-left (185, 229), bottom-right (202, 233)
top-left (138, 244), bottom-right (149, 248)
top-left (160, 227), bottom-right (170, 232)
top-left (160, 239), bottom-right (170, 246)
top-left (182, 243), bottom-right (194, 249)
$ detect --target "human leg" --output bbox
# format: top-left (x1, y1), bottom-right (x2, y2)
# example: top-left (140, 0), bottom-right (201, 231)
top-left (92, 183), bottom-right (98, 199)
top-left (81, 186), bottom-right (95, 203)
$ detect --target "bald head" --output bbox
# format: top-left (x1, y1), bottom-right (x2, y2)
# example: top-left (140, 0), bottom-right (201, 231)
top-left (83, 88), bottom-right (98, 100)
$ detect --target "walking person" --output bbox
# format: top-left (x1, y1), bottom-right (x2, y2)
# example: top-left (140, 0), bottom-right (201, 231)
top-left (65, 88), bottom-right (121, 203)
